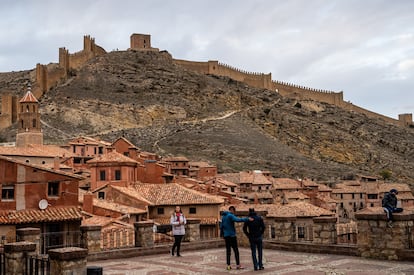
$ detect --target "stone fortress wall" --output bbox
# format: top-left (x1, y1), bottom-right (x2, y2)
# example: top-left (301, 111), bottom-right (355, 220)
top-left (174, 57), bottom-right (412, 127)
top-left (0, 36), bottom-right (106, 129)
top-left (0, 33), bottom-right (412, 131)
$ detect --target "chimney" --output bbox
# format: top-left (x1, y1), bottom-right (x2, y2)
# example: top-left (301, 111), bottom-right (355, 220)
top-left (83, 193), bottom-right (94, 214)
top-left (53, 157), bottom-right (60, 170)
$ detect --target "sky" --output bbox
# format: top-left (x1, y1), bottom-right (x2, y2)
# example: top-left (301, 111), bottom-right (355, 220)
top-left (1, 0), bottom-right (413, 119)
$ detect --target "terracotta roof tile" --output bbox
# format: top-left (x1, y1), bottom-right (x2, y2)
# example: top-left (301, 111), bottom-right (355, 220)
top-left (163, 156), bottom-right (189, 162)
top-left (113, 183), bottom-right (224, 206)
top-left (378, 183), bottom-right (412, 193)
top-left (87, 151), bottom-right (138, 164)
top-left (0, 144), bottom-right (73, 158)
top-left (0, 206), bottom-right (82, 224)
top-left (218, 173), bottom-right (240, 184)
top-left (0, 155), bottom-right (84, 179)
top-left (285, 191), bottom-right (309, 200)
top-left (92, 198), bottom-right (146, 214)
top-left (112, 137), bottom-right (139, 149)
top-left (227, 201), bottom-right (334, 218)
top-left (69, 136), bottom-right (112, 146)
top-left (19, 90), bottom-right (38, 103)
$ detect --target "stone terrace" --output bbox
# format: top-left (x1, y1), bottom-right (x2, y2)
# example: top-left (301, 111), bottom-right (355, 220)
top-left (89, 247), bottom-right (414, 274)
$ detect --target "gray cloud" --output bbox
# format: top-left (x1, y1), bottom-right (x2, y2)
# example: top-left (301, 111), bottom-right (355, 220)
top-left (0, 0), bottom-right (413, 118)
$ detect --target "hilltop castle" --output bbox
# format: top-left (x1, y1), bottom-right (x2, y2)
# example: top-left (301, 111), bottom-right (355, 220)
top-left (0, 33), bottom-right (412, 131)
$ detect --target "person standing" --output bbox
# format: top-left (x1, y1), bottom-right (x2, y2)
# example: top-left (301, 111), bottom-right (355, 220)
top-left (220, 205), bottom-right (249, 270)
top-left (382, 189), bottom-right (403, 227)
top-left (171, 205), bottom-right (186, 256)
top-left (243, 208), bottom-right (265, 271)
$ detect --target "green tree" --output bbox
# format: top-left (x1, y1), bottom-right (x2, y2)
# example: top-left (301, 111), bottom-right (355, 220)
top-left (379, 169), bottom-right (392, 181)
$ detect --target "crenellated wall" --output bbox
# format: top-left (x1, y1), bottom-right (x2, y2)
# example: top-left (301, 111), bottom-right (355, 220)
top-left (174, 56), bottom-right (412, 127)
top-left (272, 80), bottom-right (343, 105)
top-left (33, 35), bottom-right (106, 98)
top-left (173, 59), bottom-right (273, 89)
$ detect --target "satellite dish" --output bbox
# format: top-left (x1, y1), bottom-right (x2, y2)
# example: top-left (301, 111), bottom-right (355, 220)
top-left (39, 199), bottom-right (48, 210)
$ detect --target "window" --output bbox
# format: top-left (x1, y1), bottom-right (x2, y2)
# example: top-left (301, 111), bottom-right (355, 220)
top-left (298, 226), bottom-right (305, 239)
top-left (115, 170), bottom-right (121, 180)
top-left (340, 194), bottom-right (343, 199)
top-left (73, 146), bottom-right (76, 153)
top-left (48, 181), bottom-right (59, 197)
top-left (98, 147), bottom-right (103, 154)
top-left (367, 194), bottom-right (378, 199)
top-left (189, 207), bottom-right (196, 214)
top-left (123, 152), bottom-right (129, 157)
top-left (98, 192), bottom-right (105, 199)
top-left (352, 194), bottom-right (355, 199)
top-left (100, 170), bottom-right (106, 181)
top-left (360, 193), bottom-right (363, 199)
top-left (1, 185), bottom-right (14, 200)
top-left (32, 119), bottom-right (36, 128)
top-left (157, 208), bottom-right (164, 215)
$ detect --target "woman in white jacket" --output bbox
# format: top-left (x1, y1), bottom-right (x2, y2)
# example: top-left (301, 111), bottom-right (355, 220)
top-left (170, 205), bottom-right (187, 256)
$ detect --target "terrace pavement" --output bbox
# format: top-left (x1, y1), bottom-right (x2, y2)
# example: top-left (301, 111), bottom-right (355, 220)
top-left (89, 247), bottom-right (414, 274)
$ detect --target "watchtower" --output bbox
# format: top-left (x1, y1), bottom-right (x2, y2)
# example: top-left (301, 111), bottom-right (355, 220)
top-left (130, 33), bottom-right (151, 49)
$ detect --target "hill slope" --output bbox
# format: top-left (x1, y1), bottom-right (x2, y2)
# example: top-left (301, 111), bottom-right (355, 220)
top-left (1, 50), bottom-right (413, 184)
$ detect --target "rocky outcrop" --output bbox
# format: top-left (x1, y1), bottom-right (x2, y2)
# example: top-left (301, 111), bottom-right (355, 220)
top-left (0, 50), bottom-right (413, 185)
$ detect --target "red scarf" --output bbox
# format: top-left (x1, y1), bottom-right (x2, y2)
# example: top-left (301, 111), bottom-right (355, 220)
top-left (176, 212), bottom-right (181, 222)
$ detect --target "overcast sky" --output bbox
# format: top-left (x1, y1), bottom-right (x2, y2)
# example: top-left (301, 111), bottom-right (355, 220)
top-left (1, 0), bottom-right (413, 119)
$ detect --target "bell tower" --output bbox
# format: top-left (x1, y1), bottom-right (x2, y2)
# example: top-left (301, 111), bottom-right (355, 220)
top-left (16, 85), bottom-right (43, 147)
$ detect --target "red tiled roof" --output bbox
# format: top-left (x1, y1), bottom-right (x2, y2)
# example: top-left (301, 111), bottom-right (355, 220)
top-left (0, 155), bottom-right (84, 180)
top-left (68, 136), bottom-right (112, 146)
top-left (19, 90), bottom-right (38, 103)
top-left (112, 137), bottom-right (139, 149)
top-left (113, 183), bottom-right (224, 206)
top-left (378, 183), bottom-right (412, 193)
top-left (0, 144), bottom-right (73, 158)
top-left (163, 156), bottom-right (189, 162)
top-left (219, 173), bottom-right (241, 184)
top-left (86, 151), bottom-right (138, 164)
top-left (225, 201), bottom-right (334, 218)
top-left (0, 206), bottom-right (82, 224)
top-left (92, 198), bottom-right (146, 214)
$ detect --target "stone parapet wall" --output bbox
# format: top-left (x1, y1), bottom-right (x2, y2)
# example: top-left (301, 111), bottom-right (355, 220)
top-left (49, 247), bottom-right (88, 275)
top-left (185, 218), bottom-right (201, 242)
top-left (81, 225), bottom-right (102, 253)
top-left (134, 221), bottom-right (154, 248)
top-left (312, 217), bottom-right (337, 244)
top-left (356, 209), bottom-right (414, 260)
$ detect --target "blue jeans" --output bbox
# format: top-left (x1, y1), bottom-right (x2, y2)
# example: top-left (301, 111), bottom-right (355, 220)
top-left (383, 207), bottom-right (403, 221)
top-left (249, 236), bottom-right (263, 269)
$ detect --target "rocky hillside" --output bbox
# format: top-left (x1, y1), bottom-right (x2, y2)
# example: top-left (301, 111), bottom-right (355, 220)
top-left (1, 50), bottom-right (413, 185)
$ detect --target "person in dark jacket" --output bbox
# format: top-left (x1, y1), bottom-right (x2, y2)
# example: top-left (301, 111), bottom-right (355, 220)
top-left (220, 206), bottom-right (249, 270)
top-left (243, 208), bottom-right (265, 271)
top-left (382, 189), bottom-right (403, 227)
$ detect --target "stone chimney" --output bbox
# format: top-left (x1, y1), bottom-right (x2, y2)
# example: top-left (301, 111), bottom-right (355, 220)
top-left (83, 193), bottom-right (94, 214)
top-left (53, 157), bottom-right (60, 170)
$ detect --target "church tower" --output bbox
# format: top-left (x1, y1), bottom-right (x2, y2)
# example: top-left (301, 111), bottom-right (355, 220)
top-left (16, 86), bottom-right (43, 147)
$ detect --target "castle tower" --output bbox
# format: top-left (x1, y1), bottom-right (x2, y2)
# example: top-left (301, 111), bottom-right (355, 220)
top-left (16, 86), bottom-right (43, 147)
top-left (130, 33), bottom-right (151, 49)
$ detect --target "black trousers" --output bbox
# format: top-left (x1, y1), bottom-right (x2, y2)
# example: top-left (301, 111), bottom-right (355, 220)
top-left (172, 235), bottom-right (184, 255)
top-left (224, 236), bottom-right (240, 266)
